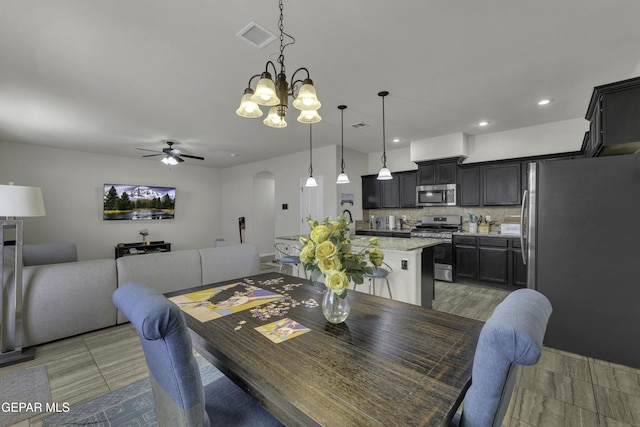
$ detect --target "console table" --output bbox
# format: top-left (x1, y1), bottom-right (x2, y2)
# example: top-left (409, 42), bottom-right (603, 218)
top-left (115, 241), bottom-right (171, 258)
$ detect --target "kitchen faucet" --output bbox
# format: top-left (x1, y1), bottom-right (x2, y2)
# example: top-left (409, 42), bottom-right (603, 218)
top-left (342, 209), bottom-right (353, 223)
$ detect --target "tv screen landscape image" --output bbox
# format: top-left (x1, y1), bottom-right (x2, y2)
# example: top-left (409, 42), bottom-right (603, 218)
top-left (103, 184), bottom-right (176, 220)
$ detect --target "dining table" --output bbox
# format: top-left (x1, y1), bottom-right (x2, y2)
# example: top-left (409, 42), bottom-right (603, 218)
top-left (165, 271), bottom-right (484, 426)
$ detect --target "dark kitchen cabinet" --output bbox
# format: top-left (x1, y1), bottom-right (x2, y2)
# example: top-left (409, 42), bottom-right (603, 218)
top-left (362, 175), bottom-right (381, 209)
top-left (458, 166), bottom-right (481, 206)
top-left (478, 238), bottom-right (509, 284)
top-left (453, 236), bottom-right (477, 281)
top-left (417, 160), bottom-right (458, 185)
top-left (483, 163), bottom-right (522, 206)
top-left (453, 235), bottom-right (525, 287)
top-left (380, 177), bottom-right (400, 208)
top-left (362, 171), bottom-right (418, 210)
top-left (458, 161), bottom-right (522, 206)
top-left (586, 76), bottom-right (640, 156)
top-left (399, 171), bottom-right (417, 208)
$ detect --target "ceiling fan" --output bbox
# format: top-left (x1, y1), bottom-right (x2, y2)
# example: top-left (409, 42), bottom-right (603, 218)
top-left (136, 141), bottom-right (205, 165)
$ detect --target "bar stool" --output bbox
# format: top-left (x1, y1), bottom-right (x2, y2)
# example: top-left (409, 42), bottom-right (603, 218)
top-left (363, 266), bottom-right (393, 299)
top-left (274, 243), bottom-right (306, 278)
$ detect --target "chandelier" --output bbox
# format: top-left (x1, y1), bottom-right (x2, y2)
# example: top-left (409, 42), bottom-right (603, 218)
top-left (235, 0), bottom-right (321, 128)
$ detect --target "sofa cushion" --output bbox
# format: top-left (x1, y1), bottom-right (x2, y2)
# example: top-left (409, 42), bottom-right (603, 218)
top-left (116, 250), bottom-right (202, 323)
top-left (199, 244), bottom-right (260, 285)
top-left (21, 259), bottom-right (118, 347)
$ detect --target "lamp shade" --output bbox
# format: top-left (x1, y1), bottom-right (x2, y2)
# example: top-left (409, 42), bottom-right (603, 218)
top-left (292, 81), bottom-right (321, 111)
top-left (336, 172), bottom-right (350, 184)
top-left (377, 167), bottom-right (393, 180)
top-left (263, 107), bottom-right (287, 128)
top-left (305, 176), bottom-right (318, 187)
top-left (296, 109), bottom-right (321, 124)
top-left (251, 74), bottom-right (279, 106)
top-left (0, 184), bottom-right (46, 217)
top-left (236, 91), bottom-right (263, 118)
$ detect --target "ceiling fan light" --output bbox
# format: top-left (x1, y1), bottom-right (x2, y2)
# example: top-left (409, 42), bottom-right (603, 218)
top-left (251, 73), bottom-right (279, 106)
top-left (336, 172), bottom-right (350, 184)
top-left (236, 90), bottom-right (263, 118)
top-left (305, 176), bottom-right (318, 187)
top-left (296, 109), bottom-right (321, 124)
top-left (161, 156), bottom-right (179, 166)
top-left (293, 80), bottom-right (321, 111)
top-left (377, 167), bottom-right (392, 180)
top-left (263, 106), bottom-right (287, 128)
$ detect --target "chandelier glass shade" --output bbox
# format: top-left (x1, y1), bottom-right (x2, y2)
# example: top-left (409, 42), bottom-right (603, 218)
top-left (236, 0), bottom-right (321, 128)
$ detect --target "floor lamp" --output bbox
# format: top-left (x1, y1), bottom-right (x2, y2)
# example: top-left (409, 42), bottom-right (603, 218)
top-left (0, 183), bottom-right (46, 367)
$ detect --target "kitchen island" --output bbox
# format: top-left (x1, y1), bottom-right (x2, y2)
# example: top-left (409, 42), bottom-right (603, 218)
top-left (275, 235), bottom-right (443, 308)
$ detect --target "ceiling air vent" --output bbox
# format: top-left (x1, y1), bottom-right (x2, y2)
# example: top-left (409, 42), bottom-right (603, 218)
top-left (236, 21), bottom-right (277, 49)
top-left (351, 122), bottom-right (370, 129)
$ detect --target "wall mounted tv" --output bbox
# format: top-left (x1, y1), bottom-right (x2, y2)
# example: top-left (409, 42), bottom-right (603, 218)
top-left (103, 184), bottom-right (176, 220)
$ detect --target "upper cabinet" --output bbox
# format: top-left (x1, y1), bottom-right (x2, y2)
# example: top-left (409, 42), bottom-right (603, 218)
top-left (586, 76), bottom-right (640, 157)
top-left (458, 161), bottom-right (522, 206)
top-left (416, 160), bottom-right (458, 185)
top-left (482, 163), bottom-right (522, 206)
top-left (362, 171), bottom-right (418, 210)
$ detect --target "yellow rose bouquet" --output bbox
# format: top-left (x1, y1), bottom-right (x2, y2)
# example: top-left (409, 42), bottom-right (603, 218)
top-left (300, 215), bottom-right (383, 298)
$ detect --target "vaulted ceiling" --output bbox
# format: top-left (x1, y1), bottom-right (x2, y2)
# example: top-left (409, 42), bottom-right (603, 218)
top-left (1, 1), bottom-right (639, 168)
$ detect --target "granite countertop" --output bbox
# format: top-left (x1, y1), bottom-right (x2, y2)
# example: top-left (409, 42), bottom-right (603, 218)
top-left (454, 231), bottom-right (521, 238)
top-left (355, 228), bottom-right (412, 234)
top-left (277, 235), bottom-right (443, 252)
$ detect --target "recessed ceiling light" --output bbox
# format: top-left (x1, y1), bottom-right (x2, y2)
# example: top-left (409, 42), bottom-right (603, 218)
top-left (537, 99), bottom-right (551, 106)
top-left (477, 120), bottom-right (491, 127)
top-left (392, 138), bottom-right (400, 143)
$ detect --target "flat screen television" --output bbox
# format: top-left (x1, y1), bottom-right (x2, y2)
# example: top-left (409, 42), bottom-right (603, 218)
top-left (103, 184), bottom-right (176, 220)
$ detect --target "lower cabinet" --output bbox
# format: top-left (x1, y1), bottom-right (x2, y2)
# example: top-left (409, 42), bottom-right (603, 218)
top-left (453, 235), bottom-right (525, 286)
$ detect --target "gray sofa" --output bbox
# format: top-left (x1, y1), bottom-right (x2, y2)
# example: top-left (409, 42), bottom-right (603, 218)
top-left (4, 243), bottom-right (261, 348)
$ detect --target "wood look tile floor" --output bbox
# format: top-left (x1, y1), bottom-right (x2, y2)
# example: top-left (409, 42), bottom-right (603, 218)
top-left (2, 264), bottom-right (639, 426)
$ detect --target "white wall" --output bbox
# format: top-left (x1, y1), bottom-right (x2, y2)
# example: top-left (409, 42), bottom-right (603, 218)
top-left (367, 118), bottom-right (588, 171)
top-left (465, 118), bottom-right (587, 163)
top-left (0, 141), bottom-right (222, 260)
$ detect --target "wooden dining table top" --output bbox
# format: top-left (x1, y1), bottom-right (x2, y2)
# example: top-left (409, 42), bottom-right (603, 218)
top-left (165, 272), bottom-right (484, 427)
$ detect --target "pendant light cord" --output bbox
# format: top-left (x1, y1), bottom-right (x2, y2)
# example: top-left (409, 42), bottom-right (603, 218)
top-left (308, 124), bottom-right (313, 177)
top-left (380, 91), bottom-right (388, 167)
top-left (340, 105), bottom-right (346, 172)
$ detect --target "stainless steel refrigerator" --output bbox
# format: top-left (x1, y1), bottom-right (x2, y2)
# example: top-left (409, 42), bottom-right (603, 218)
top-left (523, 154), bottom-right (640, 368)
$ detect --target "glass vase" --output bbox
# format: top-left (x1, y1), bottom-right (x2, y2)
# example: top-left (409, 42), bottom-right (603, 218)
top-left (322, 289), bottom-right (350, 324)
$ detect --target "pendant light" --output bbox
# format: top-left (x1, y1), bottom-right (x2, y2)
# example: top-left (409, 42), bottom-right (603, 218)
top-left (305, 124), bottom-right (318, 187)
top-left (336, 105), bottom-right (350, 184)
top-left (377, 91), bottom-right (392, 180)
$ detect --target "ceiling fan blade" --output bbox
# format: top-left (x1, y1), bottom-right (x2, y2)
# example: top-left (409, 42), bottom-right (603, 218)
top-left (136, 148), bottom-right (162, 153)
top-left (180, 154), bottom-right (205, 160)
top-left (141, 154), bottom-right (162, 157)
top-left (171, 155), bottom-right (184, 163)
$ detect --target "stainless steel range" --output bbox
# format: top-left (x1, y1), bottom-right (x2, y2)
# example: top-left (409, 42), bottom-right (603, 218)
top-left (411, 215), bottom-right (461, 282)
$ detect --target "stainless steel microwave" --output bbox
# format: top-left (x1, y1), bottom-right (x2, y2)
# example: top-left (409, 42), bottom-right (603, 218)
top-left (416, 184), bottom-right (457, 207)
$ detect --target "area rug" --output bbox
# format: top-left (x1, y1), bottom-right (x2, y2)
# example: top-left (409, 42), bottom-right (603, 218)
top-left (0, 364), bottom-right (51, 427)
top-left (43, 355), bottom-right (223, 426)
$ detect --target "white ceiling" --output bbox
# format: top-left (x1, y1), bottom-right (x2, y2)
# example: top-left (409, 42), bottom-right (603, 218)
top-left (1, 1), bottom-right (640, 168)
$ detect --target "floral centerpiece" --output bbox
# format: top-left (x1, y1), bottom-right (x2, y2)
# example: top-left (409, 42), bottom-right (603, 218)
top-left (299, 215), bottom-right (384, 323)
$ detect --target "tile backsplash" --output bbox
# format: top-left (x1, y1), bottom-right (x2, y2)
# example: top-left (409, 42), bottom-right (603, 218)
top-left (360, 206), bottom-right (521, 231)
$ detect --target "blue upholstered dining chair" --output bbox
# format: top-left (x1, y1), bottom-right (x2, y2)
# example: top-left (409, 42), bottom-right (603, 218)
top-left (112, 282), bottom-right (283, 427)
top-left (450, 288), bottom-right (552, 427)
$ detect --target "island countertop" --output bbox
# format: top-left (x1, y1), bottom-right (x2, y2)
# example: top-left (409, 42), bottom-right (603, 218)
top-left (276, 235), bottom-right (443, 252)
